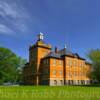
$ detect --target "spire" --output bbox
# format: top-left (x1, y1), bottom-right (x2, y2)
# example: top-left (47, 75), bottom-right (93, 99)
top-left (38, 32), bottom-right (44, 41)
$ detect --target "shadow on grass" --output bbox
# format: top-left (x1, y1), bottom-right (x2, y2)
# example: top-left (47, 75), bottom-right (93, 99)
top-left (80, 84), bottom-right (100, 87)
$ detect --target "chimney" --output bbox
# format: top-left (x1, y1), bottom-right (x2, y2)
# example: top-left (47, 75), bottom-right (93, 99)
top-left (55, 47), bottom-right (59, 53)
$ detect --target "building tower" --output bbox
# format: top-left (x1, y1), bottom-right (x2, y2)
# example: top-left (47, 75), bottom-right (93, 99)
top-left (29, 32), bottom-right (52, 85)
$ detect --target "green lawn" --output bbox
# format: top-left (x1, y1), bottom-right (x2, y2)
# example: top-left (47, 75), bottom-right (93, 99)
top-left (0, 86), bottom-right (100, 100)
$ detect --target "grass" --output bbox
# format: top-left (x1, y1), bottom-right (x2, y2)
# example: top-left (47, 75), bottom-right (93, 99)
top-left (0, 86), bottom-right (100, 100)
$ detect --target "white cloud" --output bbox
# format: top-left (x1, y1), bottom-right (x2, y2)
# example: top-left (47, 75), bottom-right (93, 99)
top-left (0, 24), bottom-right (13, 35)
top-left (0, 2), bottom-right (17, 18)
top-left (0, 0), bottom-right (31, 35)
top-left (0, 1), bottom-right (30, 19)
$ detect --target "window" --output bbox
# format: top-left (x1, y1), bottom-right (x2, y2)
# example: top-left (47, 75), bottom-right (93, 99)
top-left (46, 59), bottom-right (49, 65)
top-left (81, 62), bottom-right (84, 67)
top-left (60, 80), bottom-right (63, 85)
top-left (45, 68), bottom-right (49, 74)
top-left (53, 70), bottom-right (56, 76)
top-left (44, 60), bottom-right (46, 64)
top-left (48, 70), bottom-right (50, 74)
top-left (74, 71), bottom-right (78, 77)
top-left (68, 71), bottom-right (71, 78)
top-left (80, 72), bottom-right (84, 76)
top-left (71, 80), bottom-right (74, 85)
top-left (80, 62), bottom-right (82, 67)
top-left (54, 80), bottom-right (57, 85)
top-left (74, 60), bottom-right (77, 67)
top-left (43, 59), bottom-right (49, 65)
top-left (60, 60), bottom-right (62, 66)
top-left (53, 59), bottom-right (56, 66)
top-left (59, 70), bottom-right (63, 76)
top-left (68, 80), bottom-right (70, 84)
top-left (68, 60), bottom-right (70, 66)
top-left (80, 62), bottom-right (84, 67)
top-left (68, 59), bottom-right (72, 66)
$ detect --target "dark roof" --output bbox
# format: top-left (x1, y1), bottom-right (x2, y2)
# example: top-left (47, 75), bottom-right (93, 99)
top-left (46, 52), bottom-right (61, 59)
top-left (58, 48), bottom-right (73, 56)
top-left (44, 48), bottom-right (85, 60)
top-left (73, 53), bottom-right (85, 60)
top-left (45, 47), bottom-right (72, 59)
top-left (85, 61), bottom-right (92, 65)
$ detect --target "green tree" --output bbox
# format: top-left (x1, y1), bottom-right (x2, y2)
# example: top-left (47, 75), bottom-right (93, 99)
top-left (16, 57), bottom-right (26, 83)
top-left (87, 49), bottom-right (100, 82)
top-left (0, 47), bottom-right (26, 84)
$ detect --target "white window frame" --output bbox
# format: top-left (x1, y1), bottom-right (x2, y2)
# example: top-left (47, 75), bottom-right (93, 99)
top-left (60, 60), bottom-right (62, 66)
top-left (53, 59), bottom-right (56, 66)
top-left (53, 70), bottom-right (56, 76)
top-left (59, 70), bottom-right (63, 76)
top-left (69, 59), bottom-right (72, 66)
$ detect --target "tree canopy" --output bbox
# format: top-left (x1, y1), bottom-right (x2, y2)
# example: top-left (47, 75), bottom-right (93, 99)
top-left (87, 49), bottom-right (100, 82)
top-left (0, 47), bottom-right (26, 84)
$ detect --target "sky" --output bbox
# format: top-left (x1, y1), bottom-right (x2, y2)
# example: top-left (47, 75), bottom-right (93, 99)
top-left (0, 0), bottom-right (100, 61)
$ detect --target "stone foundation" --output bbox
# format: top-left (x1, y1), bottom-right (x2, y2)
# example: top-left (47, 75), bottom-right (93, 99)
top-left (49, 79), bottom-right (91, 86)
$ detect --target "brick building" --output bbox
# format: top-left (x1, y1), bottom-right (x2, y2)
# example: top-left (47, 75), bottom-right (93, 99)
top-left (23, 33), bottom-right (92, 86)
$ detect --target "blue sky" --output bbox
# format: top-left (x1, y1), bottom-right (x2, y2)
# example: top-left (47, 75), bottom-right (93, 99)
top-left (0, 0), bottom-right (100, 60)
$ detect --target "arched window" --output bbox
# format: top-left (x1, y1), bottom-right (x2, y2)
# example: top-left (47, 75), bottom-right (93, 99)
top-left (54, 80), bottom-right (57, 85)
top-left (60, 80), bottom-right (63, 85)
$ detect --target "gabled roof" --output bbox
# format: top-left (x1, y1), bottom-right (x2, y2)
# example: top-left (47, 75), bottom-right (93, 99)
top-left (44, 47), bottom-right (85, 60)
top-left (73, 53), bottom-right (85, 60)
